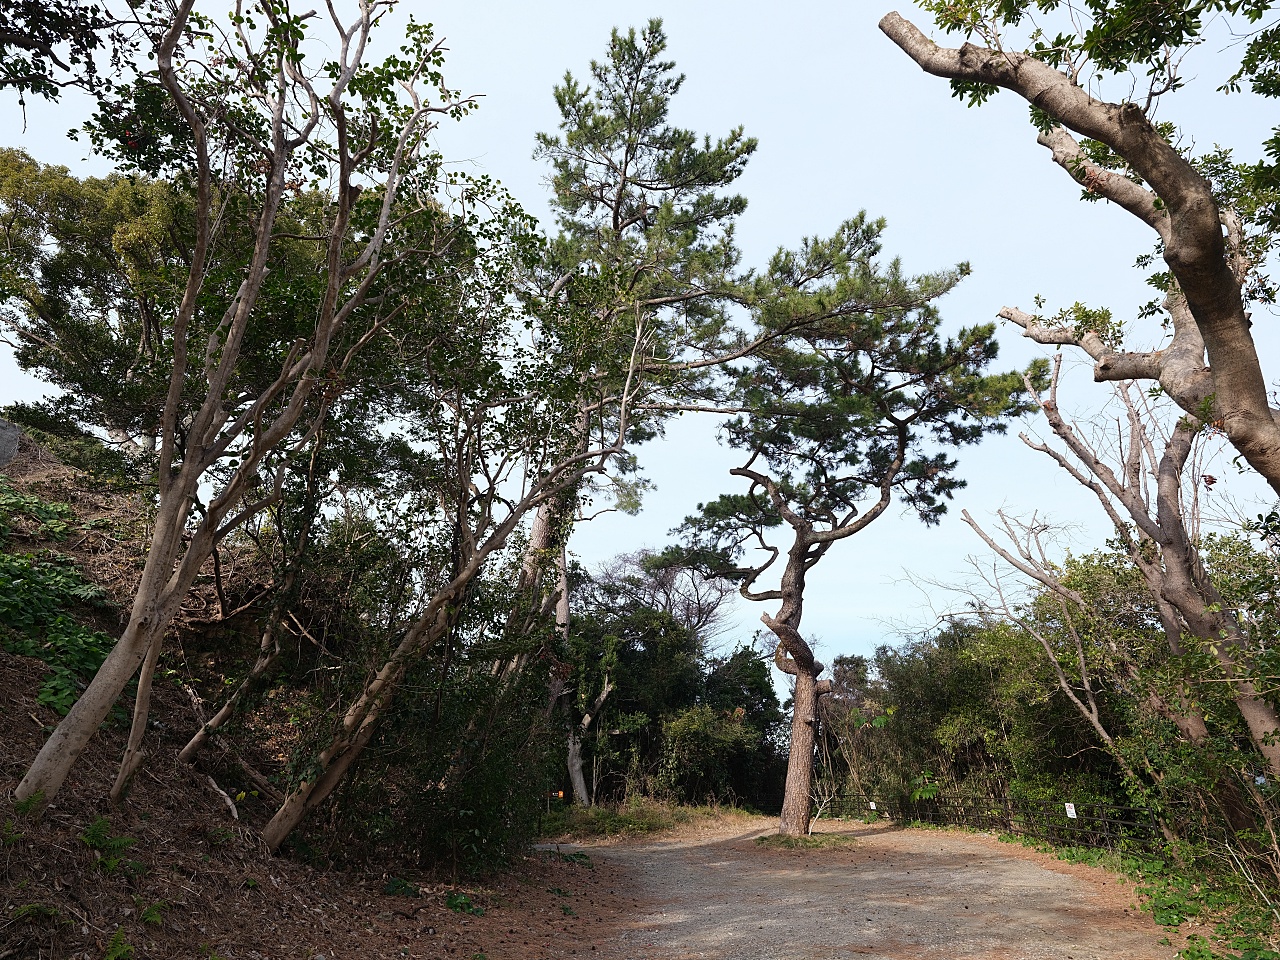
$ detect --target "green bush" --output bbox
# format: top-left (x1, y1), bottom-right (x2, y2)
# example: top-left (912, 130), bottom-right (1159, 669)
top-left (310, 645), bottom-right (562, 877)
top-left (655, 705), bottom-right (764, 804)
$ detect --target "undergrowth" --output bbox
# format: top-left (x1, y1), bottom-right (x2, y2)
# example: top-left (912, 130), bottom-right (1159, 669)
top-left (754, 832), bottom-right (858, 850)
top-left (0, 480), bottom-right (120, 714)
top-left (538, 798), bottom-right (754, 840)
top-left (998, 835), bottom-right (1280, 960)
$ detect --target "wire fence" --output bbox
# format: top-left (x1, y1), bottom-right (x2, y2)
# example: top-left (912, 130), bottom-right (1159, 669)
top-left (824, 792), bottom-right (1161, 850)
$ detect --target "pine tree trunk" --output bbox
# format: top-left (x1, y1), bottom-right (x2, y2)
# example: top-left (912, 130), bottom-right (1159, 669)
top-left (779, 668), bottom-right (819, 836)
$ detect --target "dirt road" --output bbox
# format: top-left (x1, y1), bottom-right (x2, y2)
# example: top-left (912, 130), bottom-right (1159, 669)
top-left (572, 819), bottom-right (1176, 960)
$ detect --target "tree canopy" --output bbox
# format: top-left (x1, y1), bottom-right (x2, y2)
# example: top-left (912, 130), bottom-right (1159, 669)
top-left (0, 7), bottom-right (1277, 927)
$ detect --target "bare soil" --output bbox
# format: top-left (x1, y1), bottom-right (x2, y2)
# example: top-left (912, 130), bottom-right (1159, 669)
top-left (0, 650), bottom-right (637, 960)
top-left (572, 820), bottom-right (1182, 960)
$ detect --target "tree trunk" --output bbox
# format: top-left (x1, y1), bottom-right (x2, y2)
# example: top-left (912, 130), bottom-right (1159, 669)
top-left (110, 631), bottom-right (164, 801)
top-left (15, 513), bottom-right (185, 805)
top-left (780, 668), bottom-right (820, 836)
top-left (553, 541), bottom-right (592, 803)
top-left (567, 668), bottom-right (613, 808)
top-left (726, 463), bottom-right (899, 839)
top-left (259, 592), bottom-right (455, 852)
top-left (17, 621), bottom-right (151, 803)
top-left (178, 619), bottom-right (282, 764)
top-left (261, 711), bottom-right (382, 852)
top-left (1226, 679), bottom-right (1280, 778)
top-left (567, 730), bottom-right (590, 806)
top-left (496, 495), bottom-right (568, 684)
top-left (1160, 548), bottom-right (1280, 778)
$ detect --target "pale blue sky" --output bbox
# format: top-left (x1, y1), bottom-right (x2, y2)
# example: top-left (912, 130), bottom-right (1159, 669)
top-left (3, 2), bottom-right (1277, 663)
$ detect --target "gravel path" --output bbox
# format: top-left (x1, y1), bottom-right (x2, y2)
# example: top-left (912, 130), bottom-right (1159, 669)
top-left (577, 820), bottom-right (1177, 960)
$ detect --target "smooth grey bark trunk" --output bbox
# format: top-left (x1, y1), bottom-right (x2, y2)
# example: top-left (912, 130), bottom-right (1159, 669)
top-left (110, 630), bottom-right (164, 800)
top-left (553, 542), bottom-right (594, 807)
top-left (880, 13), bottom-right (1280, 497)
top-left (545, 536), bottom-right (613, 808)
top-left (18, 492), bottom-right (195, 802)
top-left (567, 730), bottom-right (590, 807)
top-left (14, 0), bottom-right (434, 806)
top-left (568, 676), bottom-right (613, 808)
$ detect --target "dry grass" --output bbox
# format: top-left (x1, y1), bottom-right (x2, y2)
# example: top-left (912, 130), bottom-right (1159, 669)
top-left (540, 798), bottom-right (760, 841)
top-left (753, 831), bottom-right (858, 850)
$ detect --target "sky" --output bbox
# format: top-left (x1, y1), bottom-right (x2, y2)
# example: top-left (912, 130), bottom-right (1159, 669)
top-left (2, 1), bottom-right (1278, 666)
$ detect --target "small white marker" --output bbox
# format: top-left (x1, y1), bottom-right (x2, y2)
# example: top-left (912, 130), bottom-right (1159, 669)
top-left (868, 801), bottom-right (877, 810)
top-left (1064, 803), bottom-right (1078, 819)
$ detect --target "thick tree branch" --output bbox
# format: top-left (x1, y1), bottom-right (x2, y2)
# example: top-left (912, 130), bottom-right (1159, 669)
top-left (881, 11), bottom-right (1280, 494)
top-left (1038, 127), bottom-right (1169, 240)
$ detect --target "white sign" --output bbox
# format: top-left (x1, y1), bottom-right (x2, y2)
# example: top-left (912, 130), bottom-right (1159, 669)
top-left (1064, 803), bottom-right (1078, 819)
top-left (868, 801), bottom-right (877, 810)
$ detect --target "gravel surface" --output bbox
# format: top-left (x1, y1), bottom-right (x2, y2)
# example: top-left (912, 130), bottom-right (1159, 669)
top-left (575, 819), bottom-right (1177, 960)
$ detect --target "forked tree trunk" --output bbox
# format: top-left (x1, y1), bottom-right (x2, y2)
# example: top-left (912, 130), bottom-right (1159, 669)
top-left (551, 541), bottom-right (593, 806)
top-left (880, 13), bottom-right (1280, 497)
top-left (567, 674), bottom-right (613, 808)
top-left (17, 506), bottom-right (190, 803)
top-left (494, 495), bottom-right (568, 684)
top-left (22, 618), bottom-right (158, 803)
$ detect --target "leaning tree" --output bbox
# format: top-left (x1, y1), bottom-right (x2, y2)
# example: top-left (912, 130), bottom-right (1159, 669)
top-left (964, 360), bottom-right (1280, 779)
top-left (880, 1), bottom-right (1280, 495)
top-left (677, 222), bottom-right (1035, 835)
top-left (11, 0), bottom-right (476, 806)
